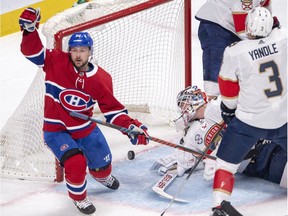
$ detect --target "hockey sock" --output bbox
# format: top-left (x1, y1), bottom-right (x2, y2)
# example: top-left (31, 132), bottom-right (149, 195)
top-left (64, 154), bottom-right (87, 201)
top-left (213, 169), bottom-right (234, 207)
top-left (89, 163), bottom-right (112, 180)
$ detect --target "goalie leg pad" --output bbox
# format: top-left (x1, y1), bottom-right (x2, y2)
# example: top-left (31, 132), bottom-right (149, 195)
top-left (151, 152), bottom-right (178, 175)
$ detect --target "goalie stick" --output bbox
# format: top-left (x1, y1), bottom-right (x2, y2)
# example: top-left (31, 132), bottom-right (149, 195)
top-left (69, 112), bottom-right (217, 160)
top-left (152, 172), bottom-right (190, 203)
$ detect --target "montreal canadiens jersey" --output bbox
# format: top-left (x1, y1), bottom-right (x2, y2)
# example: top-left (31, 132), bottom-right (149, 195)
top-left (182, 97), bottom-right (224, 152)
top-left (195, 0), bottom-right (271, 39)
top-left (218, 27), bottom-right (287, 129)
top-left (21, 31), bottom-right (135, 139)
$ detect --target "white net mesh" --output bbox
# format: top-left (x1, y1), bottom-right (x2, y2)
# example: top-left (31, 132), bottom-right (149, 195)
top-left (0, 0), bottom-right (187, 181)
top-left (1, 71), bottom-right (56, 181)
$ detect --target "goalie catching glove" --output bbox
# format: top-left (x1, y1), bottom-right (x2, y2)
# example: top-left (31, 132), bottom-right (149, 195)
top-left (19, 7), bottom-right (41, 32)
top-left (127, 119), bottom-right (149, 145)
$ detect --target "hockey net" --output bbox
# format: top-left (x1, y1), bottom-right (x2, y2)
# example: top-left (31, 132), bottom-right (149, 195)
top-left (0, 0), bottom-right (190, 182)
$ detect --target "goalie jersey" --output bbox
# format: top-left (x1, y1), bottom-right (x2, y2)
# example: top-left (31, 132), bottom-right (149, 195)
top-left (181, 96), bottom-right (223, 154)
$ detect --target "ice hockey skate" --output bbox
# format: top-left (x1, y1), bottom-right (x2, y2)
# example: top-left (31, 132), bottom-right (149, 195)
top-left (73, 197), bottom-right (96, 215)
top-left (96, 175), bottom-right (120, 190)
top-left (212, 207), bottom-right (227, 216)
top-left (212, 201), bottom-right (243, 216)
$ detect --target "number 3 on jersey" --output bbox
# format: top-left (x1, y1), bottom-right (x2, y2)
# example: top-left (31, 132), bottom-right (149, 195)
top-left (260, 60), bottom-right (283, 98)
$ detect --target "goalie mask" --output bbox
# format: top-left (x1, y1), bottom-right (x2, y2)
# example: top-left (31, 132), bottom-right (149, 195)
top-left (175, 86), bottom-right (207, 126)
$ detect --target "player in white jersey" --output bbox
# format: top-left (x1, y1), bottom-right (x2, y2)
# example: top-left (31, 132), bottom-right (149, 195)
top-left (212, 7), bottom-right (287, 216)
top-left (194, 0), bottom-right (278, 99)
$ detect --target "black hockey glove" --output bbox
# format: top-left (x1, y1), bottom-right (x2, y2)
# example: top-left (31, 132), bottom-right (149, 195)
top-left (272, 16), bottom-right (280, 29)
top-left (220, 102), bottom-right (236, 125)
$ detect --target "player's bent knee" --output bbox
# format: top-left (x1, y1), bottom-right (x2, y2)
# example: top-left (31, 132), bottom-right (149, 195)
top-left (89, 163), bottom-right (112, 179)
top-left (64, 153), bottom-right (87, 183)
top-left (60, 148), bottom-right (83, 166)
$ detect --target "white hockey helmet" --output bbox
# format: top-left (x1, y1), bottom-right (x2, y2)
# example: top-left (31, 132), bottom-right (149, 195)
top-left (245, 7), bottom-right (273, 38)
top-left (175, 86), bottom-right (207, 125)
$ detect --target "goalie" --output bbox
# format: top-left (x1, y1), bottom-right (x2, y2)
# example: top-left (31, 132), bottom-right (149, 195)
top-left (153, 86), bottom-right (223, 180)
top-left (153, 86), bottom-right (287, 185)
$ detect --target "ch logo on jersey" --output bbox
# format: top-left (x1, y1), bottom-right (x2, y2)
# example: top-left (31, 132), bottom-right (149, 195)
top-left (59, 89), bottom-right (91, 112)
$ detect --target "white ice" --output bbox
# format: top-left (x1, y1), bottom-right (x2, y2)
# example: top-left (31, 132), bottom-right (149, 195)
top-left (0, 1), bottom-right (287, 216)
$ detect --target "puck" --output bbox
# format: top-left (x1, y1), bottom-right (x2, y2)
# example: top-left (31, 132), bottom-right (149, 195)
top-left (127, 150), bottom-right (135, 160)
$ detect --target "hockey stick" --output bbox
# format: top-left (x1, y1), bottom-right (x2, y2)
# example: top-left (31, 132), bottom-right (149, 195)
top-left (69, 112), bottom-right (217, 160)
top-left (160, 123), bottom-right (225, 216)
top-left (152, 172), bottom-right (190, 202)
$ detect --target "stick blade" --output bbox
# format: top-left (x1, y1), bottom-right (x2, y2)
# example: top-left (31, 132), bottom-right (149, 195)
top-left (152, 173), bottom-right (190, 203)
top-left (152, 186), bottom-right (190, 203)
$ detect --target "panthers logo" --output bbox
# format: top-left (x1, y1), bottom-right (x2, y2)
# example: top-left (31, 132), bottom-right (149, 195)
top-left (59, 89), bottom-right (91, 112)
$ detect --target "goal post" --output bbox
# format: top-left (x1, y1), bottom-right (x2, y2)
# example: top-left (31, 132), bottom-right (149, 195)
top-left (0, 0), bottom-right (192, 182)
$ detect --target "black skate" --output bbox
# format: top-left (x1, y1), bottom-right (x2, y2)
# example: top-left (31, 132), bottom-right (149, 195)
top-left (212, 201), bottom-right (243, 216)
top-left (212, 207), bottom-right (226, 216)
top-left (97, 174), bottom-right (120, 190)
top-left (73, 197), bottom-right (96, 215)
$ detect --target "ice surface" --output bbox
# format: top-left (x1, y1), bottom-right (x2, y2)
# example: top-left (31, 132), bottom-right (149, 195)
top-left (1, 1), bottom-right (287, 215)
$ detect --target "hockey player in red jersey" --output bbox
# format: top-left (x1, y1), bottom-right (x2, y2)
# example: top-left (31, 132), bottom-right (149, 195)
top-left (19, 7), bottom-right (149, 215)
top-left (195, 0), bottom-right (278, 100)
top-left (212, 7), bottom-right (287, 216)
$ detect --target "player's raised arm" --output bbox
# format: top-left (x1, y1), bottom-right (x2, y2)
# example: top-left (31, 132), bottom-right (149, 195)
top-left (19, 8), bottom-right (44, 67)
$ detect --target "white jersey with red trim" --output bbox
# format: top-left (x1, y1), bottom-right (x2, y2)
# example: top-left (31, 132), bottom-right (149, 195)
top-left (153, 97), bottom-right (224, 177)
top-left (195, 0), bottom-right (271, 39)
top-left (182, 96), bottom-right (223, 152)
top-left (218, 27), bottom-right (287, 129)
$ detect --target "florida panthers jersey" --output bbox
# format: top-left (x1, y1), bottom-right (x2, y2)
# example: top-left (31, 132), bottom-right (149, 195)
top-left (218, 27), bottom-right (287, 129)
top-left (182, 97), bottom-right (224, 152)
top-left (21, 31), bottom-right (135, 139)
top-left (195, 0), bottom-right (271, 39)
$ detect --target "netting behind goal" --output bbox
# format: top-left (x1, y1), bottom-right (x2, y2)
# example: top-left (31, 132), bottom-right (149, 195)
top-left (0, 0), bottom-right (191, 182)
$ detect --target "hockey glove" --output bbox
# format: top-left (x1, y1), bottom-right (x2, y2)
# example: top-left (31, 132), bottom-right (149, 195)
top-left (128, 119), bottom-right (149, 145)
top-left (273, 16), bottom-right (280, 29)
top-left (203, 158), bottom-right (216, 181)
top-left (19, 8), bottom-right (41, 32)
top-left (220, 102), bottom-right (236, 125)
